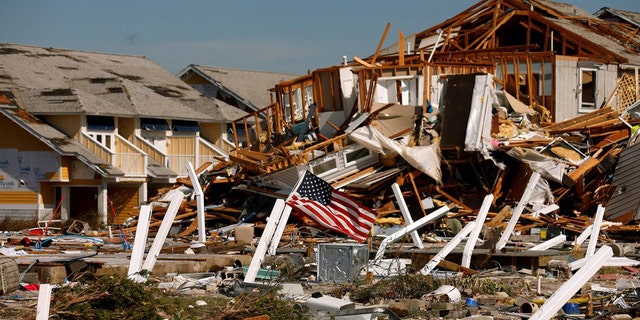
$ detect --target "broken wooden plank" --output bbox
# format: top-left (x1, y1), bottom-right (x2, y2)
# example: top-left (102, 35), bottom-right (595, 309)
top-left (354, 56), bottom-right (373, 68)
top-left (371, 22), bottom-right (391, 65)
top-left (543, 107), bottom-right (614, 132)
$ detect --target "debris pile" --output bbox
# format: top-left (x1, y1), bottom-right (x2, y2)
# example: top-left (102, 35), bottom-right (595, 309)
top-left (3, 1), bottom-right (640, 316)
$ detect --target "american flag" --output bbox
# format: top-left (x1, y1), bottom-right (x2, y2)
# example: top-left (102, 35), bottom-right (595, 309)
top-left (286, 170), bottom-right (377, 243)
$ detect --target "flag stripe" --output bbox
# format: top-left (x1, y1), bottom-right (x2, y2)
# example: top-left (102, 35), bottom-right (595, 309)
top-left (286, 171), bottom-right (377, 243)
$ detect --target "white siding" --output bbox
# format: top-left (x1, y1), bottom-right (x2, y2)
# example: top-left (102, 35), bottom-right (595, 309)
top-left (555, 56), bottom-right (579, 122)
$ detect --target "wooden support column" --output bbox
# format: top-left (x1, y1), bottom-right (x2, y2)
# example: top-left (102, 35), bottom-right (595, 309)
top-left (371, 22), bottom-right (391, 65)
top-left (398, 31), bottom-right (405, 65)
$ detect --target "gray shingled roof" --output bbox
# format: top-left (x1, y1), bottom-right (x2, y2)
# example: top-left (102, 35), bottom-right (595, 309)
top-left (533, 0), bottom-right (594, 17)
top-left (17, 88), bottom-right (135, 116)
top-left (180, 65), bottom-right (300, 108)
top-left (180, 98), bottom-right (250, 123)
top-left (0, 43), bottom-right (244, 122)
top-left (595, 7), bottom-right (640, 28)
top-left (551, 18), bottom-right (640, 65)
top-left (0, 105), bottom-right (124, 177)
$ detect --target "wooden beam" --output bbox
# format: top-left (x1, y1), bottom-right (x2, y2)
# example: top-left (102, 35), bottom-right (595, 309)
top-left (437, 259), bottom-right (478, 275)
top-left (371, 22), bottom-right (391, 65)
top-left (463, 11), bottom-right (518, 50)
top-left (353, 56), bottom-right (373, 68)
top-left (435, 186), bottom-right (472, 211)
top-left (398, 30), bottom-right (405, 65)
top-left (408, 172), bottom-right (426, 216)
top-left (487, 205), bottom-right (511, 228)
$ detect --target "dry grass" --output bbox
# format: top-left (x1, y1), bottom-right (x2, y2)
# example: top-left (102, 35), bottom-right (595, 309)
top-left (0, 217), bottom-right (38, 232)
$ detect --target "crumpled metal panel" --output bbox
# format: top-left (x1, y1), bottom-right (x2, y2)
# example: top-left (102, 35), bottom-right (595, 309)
top-left (317, 243), bottom-right (368, 283)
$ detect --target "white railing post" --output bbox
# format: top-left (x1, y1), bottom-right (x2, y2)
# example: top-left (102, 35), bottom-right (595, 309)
top-left (496, 172), bottom-right (541, 251)
top-left (186, 161), bottom-right (206, 243)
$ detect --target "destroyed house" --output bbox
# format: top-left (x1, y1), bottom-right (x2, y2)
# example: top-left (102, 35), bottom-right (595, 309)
top-left (0, 43), bottom-right (249, 225)
top-left (377, 0), bottom-right (640, 122)
top-left (249, 0), bottom-right (640, 130)
top-left (594, 6), bottom-right (640, 29)
top-left (224, 0), bottom-right (640, 227)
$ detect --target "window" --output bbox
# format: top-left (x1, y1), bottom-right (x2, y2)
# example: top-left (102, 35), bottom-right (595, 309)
top-left (374, 76), bottom-right (423, 106)
top-left (579, 68), bottom-right (597, 113)
top-left (344, 147), bottom-right (371, 164)
top-left (87, 132), bottom-right (113, 150)
top-left (141, 118), bottom-right (170, 131)
top-left (311, 158), bottom-right (338, 176)
top-left (86, 116), bottom-right (115, 150)
top-left (172, 120), bottom-right (200, 132)
top-left (86, 116), bottom-right (115, 131)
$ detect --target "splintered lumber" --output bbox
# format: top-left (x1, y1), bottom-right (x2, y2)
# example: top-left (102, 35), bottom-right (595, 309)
top-left (543, 107), bottom-right (616, 132)
top-left (487, 205), bottom-right (511, 228)
top-left (354, 56), bottom-right (373, 68)
top-left (593, 129), bottom-right (629, 149)
top-left (437, 259), bottom-right (478, 275)
top-left (371, 22), bottom-right (391, 64)
top-left (567, 157), bottom-right (601, 183)
top-left (435, 186), bottom-right (473, 211)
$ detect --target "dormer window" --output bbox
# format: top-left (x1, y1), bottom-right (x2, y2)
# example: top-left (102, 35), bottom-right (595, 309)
top-left (86, 116), bottom-right (115, 131)
top-left (86, 116), bottom-right (115, 149)
top-left (172, 120), bottom-right (200, 132)
top-left (140, 118), bottom-right (170, 131)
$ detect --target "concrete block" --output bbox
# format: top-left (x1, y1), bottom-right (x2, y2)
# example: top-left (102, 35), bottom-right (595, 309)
top-left (431, 302), bottom-right (457, 310)
top-left (37, 265), bottom-right (67, 284)
top-left (234, 225), bottom-right (254, 244)
top-left (21, 272), bottom-right (39, 284)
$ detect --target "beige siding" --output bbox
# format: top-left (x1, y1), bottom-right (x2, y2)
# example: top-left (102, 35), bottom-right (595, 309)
top-left (200, 123), bottom-right (226, 150)
top-left (167, 136), bottom-right (196, 155)
top-left (167, 136), bottom-right (196, 175)
top-left (81, 133), bottom-right (112, 162)
top-left (60, 157), bottom-right (72, 181)
top-left (0, 117), bottom-right (50, 151)
top-left (113, 136), bottom-right (146, 175)
top-left (183, 73), bottom-right (209, 85)
top-left (134, 138), bottom-right (165, 164)
top-left (118, 117), bottom-right (135, 141)
top-left (40, 182), bottom-right (55, 206)
top-left (42, 115), bottom-right (82, 140)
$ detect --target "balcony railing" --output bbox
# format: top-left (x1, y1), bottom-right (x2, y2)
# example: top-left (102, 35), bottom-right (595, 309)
top-left (114, 135), bottom-right (147, 176)
top-left (133, 134), bottom-right (168, 166)
top-left (81, 132), bottom-right (147, 177)
top-left (198, 136), bottom-right (228, 165)
top-left (166, 154), bottom-right (195, 176)
top-left (81, 132), bottom-right (113, 163)
top-left (114, 152), bottom-right (146, 175)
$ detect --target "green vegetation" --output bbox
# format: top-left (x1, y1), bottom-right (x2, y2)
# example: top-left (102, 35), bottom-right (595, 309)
top-left (50, 272), bottom-right (309, 320)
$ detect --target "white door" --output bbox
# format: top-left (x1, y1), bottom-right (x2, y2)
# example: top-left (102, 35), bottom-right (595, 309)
top-left (579, 67), bottom-right (597, 113)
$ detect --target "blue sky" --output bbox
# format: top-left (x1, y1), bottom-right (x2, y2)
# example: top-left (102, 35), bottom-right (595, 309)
top-left (2, 1), bottom-right (639, 75)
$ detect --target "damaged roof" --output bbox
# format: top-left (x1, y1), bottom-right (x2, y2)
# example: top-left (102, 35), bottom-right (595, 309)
top-left (595, 6), bottom-right (640, 28)
top-left (177, 64), bottom-right (300, 110)
top-left (0, 43), bottom-right (246, 122)
top-left (17, 87), bottom-right (135, 116)
top-left (376, 0), bottom-right (640, 65)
